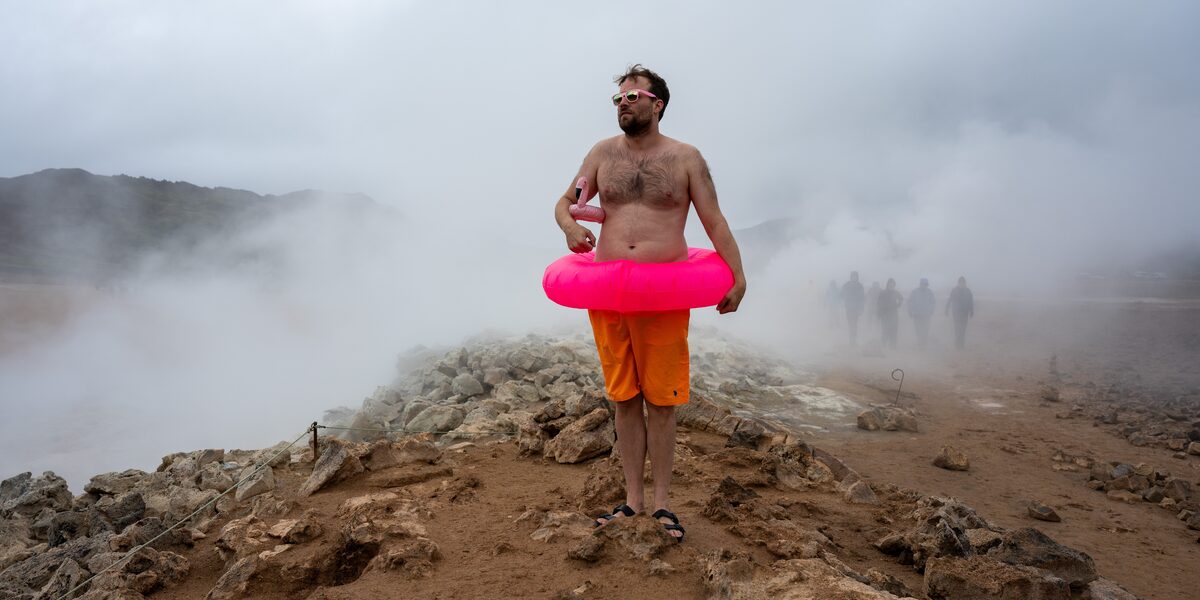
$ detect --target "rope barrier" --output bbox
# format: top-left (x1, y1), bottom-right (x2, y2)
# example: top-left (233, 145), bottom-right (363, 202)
top-left (317, 424), bottom-right (517, 436)
top-left (55, 426), bottom-right (313, 600)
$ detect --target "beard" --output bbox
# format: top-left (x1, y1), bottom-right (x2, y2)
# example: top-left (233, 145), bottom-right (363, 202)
top-left (618, 111), bottom-right (652, 136)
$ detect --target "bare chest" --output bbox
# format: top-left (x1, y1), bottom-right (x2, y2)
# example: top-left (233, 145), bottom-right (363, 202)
top-left (598, 153), bottom-right (688, 209)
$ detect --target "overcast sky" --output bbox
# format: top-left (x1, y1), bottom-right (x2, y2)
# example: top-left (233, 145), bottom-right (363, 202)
top-left (3, 1), bottom-right (1199, 485)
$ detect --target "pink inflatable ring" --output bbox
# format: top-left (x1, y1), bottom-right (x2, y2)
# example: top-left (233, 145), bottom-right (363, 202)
top-left (543, 248), bottom-right (734, 313)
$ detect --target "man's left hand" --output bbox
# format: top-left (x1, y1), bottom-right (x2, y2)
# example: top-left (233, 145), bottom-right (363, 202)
top-left (717, 281), bottom-right (746, 314)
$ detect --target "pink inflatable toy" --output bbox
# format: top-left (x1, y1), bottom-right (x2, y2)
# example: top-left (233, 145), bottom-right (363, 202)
top-left (567, 177), bottom-right (605, 223)
top-left (543, 247), bottom-right (734, 313)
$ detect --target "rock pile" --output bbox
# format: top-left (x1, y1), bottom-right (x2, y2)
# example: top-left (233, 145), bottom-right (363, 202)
top-left (0, 443), bottom-right (312, 600)
top-left (871, 496), bottom-right (1136, 599)
top-left (329, 333), bottom-right (826, 455)
top-left (1084, 459), bottom-right (1200, 530)
top-left (1048, 366), bottom-right (1200, 456)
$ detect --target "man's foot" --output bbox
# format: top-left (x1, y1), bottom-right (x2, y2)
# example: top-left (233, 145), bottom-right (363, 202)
top-left (593, 503), bottom-right (637, 527)
top-left (652, 508), bottom-right (685, 542)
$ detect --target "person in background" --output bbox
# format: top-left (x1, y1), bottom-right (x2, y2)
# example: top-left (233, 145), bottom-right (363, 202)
top-left (945, 276), bottom-right (975, 349)
top-left (866, 281), bottom-right (882, 336)
top-left (840, 272), bottom-right (865, 346)
top-left (824, 280), bottom-right (842, 328)
top-left (907, 278), bottom-right (936, 350)
top-left (877, 278), bottom-right (903, 350)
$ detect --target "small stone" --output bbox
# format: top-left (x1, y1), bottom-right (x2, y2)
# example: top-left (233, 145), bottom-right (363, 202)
top-left (842, 480), bottom-right (879, 505)
top-left (1188, 442), bottom-right (1200, 456)
top-left (1086, 480), bottom-right (1106, 491)
top-left (933, 446), bottom-right (970, 471)
top-left (647, 559), bottom-right (675, 576)
top-left (1142, 487), bottom-right (1165, 503)
top-left (1106, 490), bottom-right (1141, 504)
top-left (1028, 501), bottom-right (1061, 522)
top-left (567, 534), bottom-right (605, 562)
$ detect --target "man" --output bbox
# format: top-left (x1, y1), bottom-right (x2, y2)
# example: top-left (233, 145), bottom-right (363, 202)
top-left (945, 276), bottom-right (975, 349)
top-left (877, 278), bottom-right (903, 350)
top-left (907, 278), bottom-right (936, 349)
top-left (554, 65), bottom-right (746, 541)
top-left (840, 272), bottom-right (865, 346)
top-left (866, 281), bottom-right (882, 334)
top-left (824, 280), bottom-right (842, 328)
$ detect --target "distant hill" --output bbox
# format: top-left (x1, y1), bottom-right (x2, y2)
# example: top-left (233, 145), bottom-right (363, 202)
top-left (0, 169), bottom-right (380, 283)
top-left (732, 217), bottom-right (805, 273)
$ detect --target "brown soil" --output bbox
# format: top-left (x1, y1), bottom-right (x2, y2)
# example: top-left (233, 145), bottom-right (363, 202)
top-left (801, 293), bottom-right (1200, 600)
top-left (158, 431), bottom-right (932, 600)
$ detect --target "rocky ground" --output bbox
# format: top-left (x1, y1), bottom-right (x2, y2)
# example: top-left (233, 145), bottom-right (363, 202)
top-left (0, 332), bottom-right (1169, 599)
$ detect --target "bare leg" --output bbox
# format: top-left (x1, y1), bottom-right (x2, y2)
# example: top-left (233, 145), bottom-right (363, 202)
top-left (645, 402), bottom-right (681, 538)
top-left (608, 394), bottom-right (646, 520)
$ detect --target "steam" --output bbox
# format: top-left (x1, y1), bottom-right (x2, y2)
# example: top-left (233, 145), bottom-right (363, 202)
top-left (2, 1), bottom-right (1198, 487)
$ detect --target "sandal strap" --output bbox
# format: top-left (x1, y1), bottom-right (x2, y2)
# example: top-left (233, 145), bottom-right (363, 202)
top-left (612, 504), bottom-right (637, 517)
top-left (651, 508), bottom-right (679, 524)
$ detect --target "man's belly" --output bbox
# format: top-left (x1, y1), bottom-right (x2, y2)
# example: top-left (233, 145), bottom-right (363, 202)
top-left (594, 207), bottom-right (689, 263)
top-left (595, 238), bottom-right (688, 263)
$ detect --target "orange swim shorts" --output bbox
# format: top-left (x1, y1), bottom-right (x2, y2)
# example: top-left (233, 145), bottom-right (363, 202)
top-left (587, 309), bottom-right (690, 406)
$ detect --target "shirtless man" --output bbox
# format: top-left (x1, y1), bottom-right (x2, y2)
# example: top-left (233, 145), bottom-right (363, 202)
top-left (554, 65), bottom-right (747, 541)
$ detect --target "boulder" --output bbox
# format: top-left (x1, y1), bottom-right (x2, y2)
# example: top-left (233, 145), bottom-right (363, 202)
top-left (451, 373), bottom-right (484, 398)
top-left (1, 472), bottom-right (73, 518)
top-left (857, 405), bottom-right (919, 432)
top-left (298, 441), bottom-right (364, 497)
top-left (267, 510), bottom-right (324, 544)
top-left (842, 480), bottom-right (879, 505)
top-left (923, 556), bottom-right (1069, 600)
top-left (543, 408), bottom-right (614, 464)
top-left (406, 406), bottom-right (465, 433)
top-left (85, 468), bottom-right (151, 496)
top-left (987, 527), bottom-right (1097, 589)
top-left (234, 466), bottom-right (275, 502)
top-left (933, 446), bottom-right (970, 472)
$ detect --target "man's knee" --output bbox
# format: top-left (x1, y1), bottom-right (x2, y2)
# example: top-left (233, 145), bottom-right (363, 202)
top-left (645, 402), bottom-right (676, 421)
top-left (613, 394), bottom-right (644, 414)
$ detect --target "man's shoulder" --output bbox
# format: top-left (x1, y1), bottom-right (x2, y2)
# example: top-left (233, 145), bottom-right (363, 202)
top-left (663, 137), bottom-right (702, 158)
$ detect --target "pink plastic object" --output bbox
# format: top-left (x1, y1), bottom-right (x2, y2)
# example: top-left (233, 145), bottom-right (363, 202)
top-left (543, 247), bottom-right (734, 312)
top-left (568, 176), bottom-right (605, 223)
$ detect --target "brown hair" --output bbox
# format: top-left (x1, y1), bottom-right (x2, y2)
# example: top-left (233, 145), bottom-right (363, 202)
top-left (615, 64), bottom-right (670, 121)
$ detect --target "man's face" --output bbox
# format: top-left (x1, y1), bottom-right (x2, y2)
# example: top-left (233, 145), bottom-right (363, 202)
top-left (616, 77), bottom-right (658, 135)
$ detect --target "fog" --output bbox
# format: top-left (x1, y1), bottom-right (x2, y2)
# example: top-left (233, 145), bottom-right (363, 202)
top-left (2, 1), bottom-right (1199, 487)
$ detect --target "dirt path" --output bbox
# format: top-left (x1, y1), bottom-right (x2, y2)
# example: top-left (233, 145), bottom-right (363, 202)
top-left (810, 363), bottom-right (1200, 600)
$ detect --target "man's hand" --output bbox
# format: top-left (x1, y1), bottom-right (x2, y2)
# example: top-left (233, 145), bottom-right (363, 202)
top-left (565, 224), bottom-right (596, 253)
top-left (717, 280), bottom-right (746, 314)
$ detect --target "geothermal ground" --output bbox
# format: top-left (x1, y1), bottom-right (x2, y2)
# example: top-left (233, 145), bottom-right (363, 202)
top-left (1, 281), bottom-right (1198, 599)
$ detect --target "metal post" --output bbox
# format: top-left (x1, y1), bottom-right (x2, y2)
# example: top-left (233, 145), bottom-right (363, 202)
top-left (310, 422), bottom-right (319, 462)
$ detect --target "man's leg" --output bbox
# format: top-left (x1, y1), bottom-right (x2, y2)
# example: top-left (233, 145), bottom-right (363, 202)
top-left (613, 394), bottom-right (647, 515)
top-left (645, 401), bottom-right (680, 538)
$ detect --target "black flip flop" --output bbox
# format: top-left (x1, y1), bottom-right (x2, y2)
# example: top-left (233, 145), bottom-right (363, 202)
top-left (593, 503), bottom-right (636, 527)
top-left (652, 508), bottom-right (685, 543)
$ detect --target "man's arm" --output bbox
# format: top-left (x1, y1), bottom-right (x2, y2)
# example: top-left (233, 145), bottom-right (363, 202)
top-left (555, 142), bottom-right (603, 253)
top-left (687, 147), bottom-right (746, 314)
